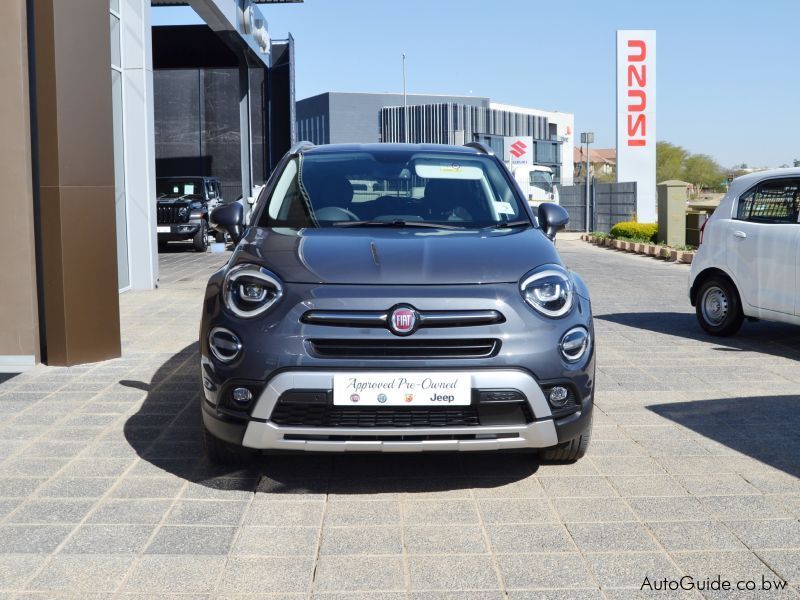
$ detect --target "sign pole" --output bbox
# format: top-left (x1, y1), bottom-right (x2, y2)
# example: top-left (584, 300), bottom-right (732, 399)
top-left (581, 132), bottom-right (594, 232)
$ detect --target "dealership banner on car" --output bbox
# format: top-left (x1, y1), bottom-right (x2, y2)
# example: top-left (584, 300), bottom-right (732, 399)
top-left (616, 29), bottom-right (656, 222)
top-left (333, 372), bottom-right (471, 406)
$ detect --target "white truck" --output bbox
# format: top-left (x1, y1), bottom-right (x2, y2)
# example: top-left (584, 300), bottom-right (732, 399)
top-left (502, 136), bottom-right (560, 207)
top-left (511, 163), bottom-right (559, 206)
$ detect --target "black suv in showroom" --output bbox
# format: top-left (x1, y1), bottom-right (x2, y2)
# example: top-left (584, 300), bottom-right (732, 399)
top-left (156, 176), bottom-right (222, 252)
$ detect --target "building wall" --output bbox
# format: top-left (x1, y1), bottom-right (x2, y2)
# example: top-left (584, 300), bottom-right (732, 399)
top-left (119, 0), bottom-right (158, 290)
top-left (32, 0), bottom-right (121, 366)
top-left (296, 92), bottom-right (574, 185)
top-left (491, 102), bottom-right (575, 185)
top-left (296, 92), bottom-right (489, 145)
top-left (0, 0), bottom-right (39, 371)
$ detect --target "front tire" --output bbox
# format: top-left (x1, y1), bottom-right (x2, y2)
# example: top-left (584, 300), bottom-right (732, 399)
top-left (696, 276), bottom-right (744, 336)
top-left (540, 416), bottom-right (592, 462)
top-left (193, 220), bottom-right (209, 252)
top-left (202, 425), bottom-right (256, 465)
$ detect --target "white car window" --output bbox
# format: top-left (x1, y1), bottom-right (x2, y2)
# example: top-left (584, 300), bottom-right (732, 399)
top-left (736, 179), bottom-right (800, 224)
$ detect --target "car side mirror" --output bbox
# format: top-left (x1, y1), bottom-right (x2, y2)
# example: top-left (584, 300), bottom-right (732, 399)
top-left (537, 202), bottom-right (569, 241)
top-left (211, 202), bottom-right (244, 244)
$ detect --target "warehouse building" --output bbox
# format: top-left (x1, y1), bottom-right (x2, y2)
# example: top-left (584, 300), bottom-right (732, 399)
top-left (296, 92), bottom-right (574, 185)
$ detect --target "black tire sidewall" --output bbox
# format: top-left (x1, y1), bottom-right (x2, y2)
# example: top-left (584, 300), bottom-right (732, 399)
top-left (696, 277), bottom-right (743, 336)
top-left (194, 220), bottom-right (209, 252)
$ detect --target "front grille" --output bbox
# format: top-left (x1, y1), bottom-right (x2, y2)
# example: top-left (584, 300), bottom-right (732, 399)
top-left (157, 203), bottom-right (190, 224)
top-left (270, 404), bottom-right (481, 428)
top-left (269, 392), bottom-right (534, 428)
top-left (301, 309), bottom-right (505, 329)
top-left (307, 338), bottom-right (500, 359)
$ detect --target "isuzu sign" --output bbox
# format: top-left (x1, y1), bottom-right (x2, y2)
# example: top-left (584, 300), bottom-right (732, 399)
top-left (504, 136), bottom-right (534, 167)
top-left (616, 30), bottom-right (656, 222)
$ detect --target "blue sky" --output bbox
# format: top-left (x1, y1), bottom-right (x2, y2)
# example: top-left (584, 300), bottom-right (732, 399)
top-left (153, 1), bottom-right (799, 169)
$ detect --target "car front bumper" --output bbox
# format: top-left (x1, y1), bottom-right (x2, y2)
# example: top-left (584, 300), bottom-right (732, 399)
top-left (202, 368), bottom-right (592, 452)
top-left (157, 221), bottom-right (201, 240)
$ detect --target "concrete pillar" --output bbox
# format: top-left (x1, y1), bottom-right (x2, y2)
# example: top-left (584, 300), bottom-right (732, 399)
top-left (122, 0), bottom-right (159, 290)
top-left (0, 0), bottom-right (40, 371)
top-left (31, 0), bottom-right (121, 365)
top-left (657, 180), bottom-right (690, 247)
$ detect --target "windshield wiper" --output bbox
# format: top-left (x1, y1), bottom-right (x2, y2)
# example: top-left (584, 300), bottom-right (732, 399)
top-left (332, 220), bottom-right (464, 230)
top-left (486, 220), bottom-right (531, 230)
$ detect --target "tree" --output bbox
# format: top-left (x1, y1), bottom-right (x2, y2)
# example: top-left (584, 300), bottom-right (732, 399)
top-left (656, 141), bottom-right (688, 182)
top-left (683, 154), bottom-right (725, 190)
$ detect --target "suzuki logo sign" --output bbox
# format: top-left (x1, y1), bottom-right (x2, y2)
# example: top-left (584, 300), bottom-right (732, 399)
top-left (504, 136), bottom-right (533, 166)
top-left (509, 140), bottom-right (527, 158)
top-left (617, 30), bottom-right (656, 222)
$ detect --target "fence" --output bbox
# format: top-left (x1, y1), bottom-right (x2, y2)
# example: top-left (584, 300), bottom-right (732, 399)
top-left (559, 180), bottom-right (637, 232)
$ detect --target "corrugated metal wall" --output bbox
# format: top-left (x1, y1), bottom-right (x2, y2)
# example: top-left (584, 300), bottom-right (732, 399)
top-left (380, 103), bottom-right (549, 144)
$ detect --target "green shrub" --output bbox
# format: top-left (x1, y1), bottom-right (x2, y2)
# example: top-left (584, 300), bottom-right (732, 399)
top-left (590, 231), bottom-right (609, 239)
top-left (609, 222), bottom-right (657, 243)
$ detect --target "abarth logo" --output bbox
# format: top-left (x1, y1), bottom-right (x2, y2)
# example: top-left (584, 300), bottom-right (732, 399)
top-left (389, 306), bottom-right (418, 336)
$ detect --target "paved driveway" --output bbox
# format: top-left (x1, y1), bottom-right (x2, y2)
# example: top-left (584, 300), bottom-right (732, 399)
top-left (0, 240), bottom-right (798, 598)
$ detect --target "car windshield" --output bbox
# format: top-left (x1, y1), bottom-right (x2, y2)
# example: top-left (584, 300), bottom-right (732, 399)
top-left (530, 171), bottom-right (553, 193)
top-left (259, 150), bottom-right (529, 228)
top-left (157, 179), bottom-right (204, 199)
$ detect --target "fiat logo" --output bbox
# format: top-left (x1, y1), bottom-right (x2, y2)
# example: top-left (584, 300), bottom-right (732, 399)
top-left (389, 306), bottom-right (418, 336)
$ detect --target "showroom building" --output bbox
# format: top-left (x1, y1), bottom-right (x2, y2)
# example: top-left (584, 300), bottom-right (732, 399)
top-left (296, 92), bottom-right (575, 185)
top-left (0, 0), bottom-right (299, 371)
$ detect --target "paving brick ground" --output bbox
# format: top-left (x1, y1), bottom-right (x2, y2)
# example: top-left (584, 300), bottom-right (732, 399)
top-left (0, 239), bottom-right (798, 598)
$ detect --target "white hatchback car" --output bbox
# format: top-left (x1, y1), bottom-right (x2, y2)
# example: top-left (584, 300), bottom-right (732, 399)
top-left (689, 168), bottom-right (800, 336)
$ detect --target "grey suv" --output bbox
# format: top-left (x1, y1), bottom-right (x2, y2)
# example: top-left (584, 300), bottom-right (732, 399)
top-left (200, 143), bottom-right (594, 463)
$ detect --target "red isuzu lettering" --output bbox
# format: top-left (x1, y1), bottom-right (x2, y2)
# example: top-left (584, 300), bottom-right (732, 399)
top-left (626, 39), bottom-right (647, 147)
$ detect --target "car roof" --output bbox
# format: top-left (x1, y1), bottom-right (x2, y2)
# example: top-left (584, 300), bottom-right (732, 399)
top-left (303, 143), bottom-right (485, 156)
top-left (728, 167), bottom-right (800, 197)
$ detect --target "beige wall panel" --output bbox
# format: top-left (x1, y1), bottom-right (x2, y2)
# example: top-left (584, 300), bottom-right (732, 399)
top-left (0, 0), bottom-right (40, 363)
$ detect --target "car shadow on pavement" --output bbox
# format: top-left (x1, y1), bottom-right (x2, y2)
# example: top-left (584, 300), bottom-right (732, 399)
top-left (121, 344), bottom-right (538, 496)
top-left (648, 395), bottom-right (800, 478)
top-left (597, 311), bottom-right (800, 361)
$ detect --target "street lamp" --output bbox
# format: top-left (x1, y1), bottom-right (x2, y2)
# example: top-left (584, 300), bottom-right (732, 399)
top-left (580, 132), bottom-right (594, 232)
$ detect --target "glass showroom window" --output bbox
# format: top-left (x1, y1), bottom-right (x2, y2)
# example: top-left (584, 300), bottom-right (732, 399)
top-left (110, 1), bottom-right (130, 290)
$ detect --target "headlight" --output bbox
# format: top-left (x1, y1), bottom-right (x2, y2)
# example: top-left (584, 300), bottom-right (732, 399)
top-left (223, 264), bottom-right (283, 318)
top-left (520, 266), bottom-right (573, 318)
top-left (178, 206), bottom-right (189, 218)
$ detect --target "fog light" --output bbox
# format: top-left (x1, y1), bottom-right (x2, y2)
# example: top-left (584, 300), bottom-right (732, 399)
top-left (559, 326), bottom-right (590, 362)
top-left (549, 386), bottom-right (569, 407)
top-left (232, 387), bottom-right (253, 405)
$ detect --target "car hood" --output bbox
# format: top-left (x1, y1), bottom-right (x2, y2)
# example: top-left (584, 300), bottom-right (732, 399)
top-left (235, 226), bottom-right (561, 285)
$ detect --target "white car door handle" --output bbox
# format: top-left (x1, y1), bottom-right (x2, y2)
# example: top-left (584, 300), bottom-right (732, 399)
top-left (733, 230), bottom-right (747, 239)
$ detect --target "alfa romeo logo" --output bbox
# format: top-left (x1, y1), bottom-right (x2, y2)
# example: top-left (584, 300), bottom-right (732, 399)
top-left (388, 305), bottom-right (418, 336)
